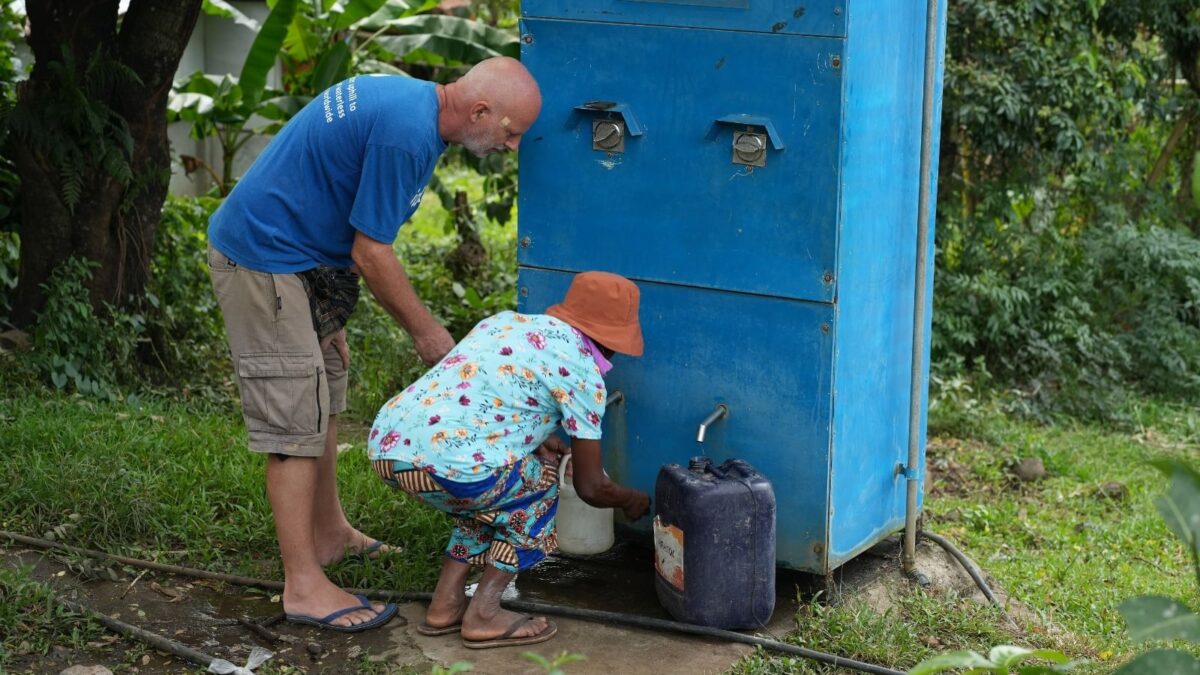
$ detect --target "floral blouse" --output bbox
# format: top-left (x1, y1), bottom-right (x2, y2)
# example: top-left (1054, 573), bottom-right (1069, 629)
top-left (367, 311), bottom-right (607, 481)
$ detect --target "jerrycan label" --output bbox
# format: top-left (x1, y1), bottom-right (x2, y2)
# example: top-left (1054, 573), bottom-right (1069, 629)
top-left (653, 515), bottom-right (685, 591)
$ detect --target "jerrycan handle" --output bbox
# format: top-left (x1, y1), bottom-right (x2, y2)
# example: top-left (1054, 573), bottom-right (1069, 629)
top-left (721, 458), bottom-right (756, 479)
top-left (557, 454), bottom-right (571, 487)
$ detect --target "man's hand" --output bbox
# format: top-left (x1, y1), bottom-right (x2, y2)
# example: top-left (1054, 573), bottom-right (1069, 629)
top-left (413, 325), bottom-right (455, 366)
top-left (621, 490), bottom-right (651, 522)
top-left (320, 329), bottom-right (350, 370)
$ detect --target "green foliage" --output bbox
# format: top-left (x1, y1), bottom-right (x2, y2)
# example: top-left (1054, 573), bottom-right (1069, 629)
top-left (4, 46), bottom-right (138, 212)
top-left (17, 197), bottom-right (230, 400)
top-left (1113, 461), bottom-right (1200, 672)
top-left (143, 197), bottom-right (230, 393)
top-left (30, 258), bottom-right (145, 399)
top-left (430, 662), bottom-right (473, 674)
top-left (399, 214), bottom-right (517, 339)
top-left (934, 185), bottom-right (1200, 422)
top-left (942, 0), bottom-right (1138, 194)
top-left (909, 645), bottom-right (1077, 674)
top-left (0, 0), bottom-right (27, 233)
top-left (0, 230), bottom-right (18, 316)
top-left (521, 650), bottom-right (587, 674)
top-left (1100, 0), bottom-right (1200, 92)
top-left (369, 14), bottom-right (520, 67)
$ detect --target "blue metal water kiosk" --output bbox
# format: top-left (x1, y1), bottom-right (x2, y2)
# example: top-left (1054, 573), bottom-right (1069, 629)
top-left (516, 1), bottom-right (949, 573)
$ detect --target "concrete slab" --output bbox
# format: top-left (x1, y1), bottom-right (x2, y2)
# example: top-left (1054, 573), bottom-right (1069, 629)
top-left (375, 602), bottom-right (754, 675)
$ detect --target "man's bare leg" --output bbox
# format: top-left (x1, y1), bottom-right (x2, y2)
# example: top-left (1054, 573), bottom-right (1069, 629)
top-left (268, 453), bottom-right (383, 625)
top-left (461, 565), bottom-right (551, 641)
top-left (312, 414), bottom-right (394, 565)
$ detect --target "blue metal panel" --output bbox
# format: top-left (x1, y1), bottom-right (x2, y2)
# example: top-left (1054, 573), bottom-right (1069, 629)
top-left (518, 19), bottom-right (844, 303)
top-left (826, 1), bottom-right (948, 565)
top-left (518, 269), bottom-right (835, 570)
top-left (522, 0), bottom-right (845, 37)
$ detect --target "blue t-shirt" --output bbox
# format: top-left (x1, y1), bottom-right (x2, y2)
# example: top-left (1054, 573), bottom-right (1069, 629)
top-left (208, 75), bottom-right (446, 272)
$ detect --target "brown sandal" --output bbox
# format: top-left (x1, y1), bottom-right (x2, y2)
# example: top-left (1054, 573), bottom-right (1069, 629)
top-left (416, 621), bottom-right (462, 636)
top-left (462, 616), bottom-right (557, 649)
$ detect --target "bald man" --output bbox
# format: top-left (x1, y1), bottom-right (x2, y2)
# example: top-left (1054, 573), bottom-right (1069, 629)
top-left (206, 57), bottom-right (541, 632)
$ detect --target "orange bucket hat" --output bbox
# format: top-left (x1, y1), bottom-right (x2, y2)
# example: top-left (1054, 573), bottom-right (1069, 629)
top-left (546, 271), bottom-right (644, 357)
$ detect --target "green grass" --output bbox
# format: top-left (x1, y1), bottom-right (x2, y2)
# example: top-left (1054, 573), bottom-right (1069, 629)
top-left (7, 384), bottom-right (1198, 674)
top-left (730, 397), bottom-right (1200, 674)
top-left (0, 386), bottom-right (454, 594)
top-left (0, 565), bottom-right (107, 670)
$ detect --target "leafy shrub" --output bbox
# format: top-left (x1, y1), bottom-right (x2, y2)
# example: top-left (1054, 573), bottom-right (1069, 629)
top-left (19, 197), bottom-right (231, 401)
top-left (0, 230), bottom-right (17, 317)
top-left (1114, 460), bottom-right (1200, 673)
top-left (933, 186), bottom-right (1200, 422)
top-left (142, 196), bottom-right (230, 394)
top-left (30, 257), bottom-right (144, 399)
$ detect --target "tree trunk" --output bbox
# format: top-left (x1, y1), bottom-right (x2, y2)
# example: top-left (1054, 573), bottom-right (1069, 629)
top-left (9, 0), bottom-right (201, 328)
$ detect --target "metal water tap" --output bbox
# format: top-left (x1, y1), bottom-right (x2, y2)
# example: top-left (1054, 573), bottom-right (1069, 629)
top-left (696, 404), bottom-right (729, 443)
top-left (606, 391), bottom-right (625, 408)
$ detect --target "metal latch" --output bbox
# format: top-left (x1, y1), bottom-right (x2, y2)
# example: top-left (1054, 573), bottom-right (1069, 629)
top-left (732, 131), bottom-right (767, 167)
top-left (593, 119), bottom-right (625, 153)
top-left (566, 101), bottom-right (643, 154)
top-left (707, 115), bottom-right (785, 167)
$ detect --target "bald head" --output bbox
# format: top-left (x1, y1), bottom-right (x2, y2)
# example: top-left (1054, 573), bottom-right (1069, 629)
top-left (439, 57), bottom-right (542, 157)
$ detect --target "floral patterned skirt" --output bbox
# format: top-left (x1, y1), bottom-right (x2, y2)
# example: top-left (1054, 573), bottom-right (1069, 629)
top-left (373, 454), bottom-right (559, 573)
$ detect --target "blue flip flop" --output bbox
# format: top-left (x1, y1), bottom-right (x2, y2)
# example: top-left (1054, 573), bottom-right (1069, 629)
top-left (286, 594), bottom-right (398, 633)
top-left (352, 540), bottom-right (389, 561)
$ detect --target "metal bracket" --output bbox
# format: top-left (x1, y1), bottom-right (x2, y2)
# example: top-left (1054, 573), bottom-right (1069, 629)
top-left (707, 115), bottom-right (785, 149)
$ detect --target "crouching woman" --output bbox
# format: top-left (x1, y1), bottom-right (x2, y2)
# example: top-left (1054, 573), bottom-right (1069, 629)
top-left (367, 271), bottom-right (651, 649)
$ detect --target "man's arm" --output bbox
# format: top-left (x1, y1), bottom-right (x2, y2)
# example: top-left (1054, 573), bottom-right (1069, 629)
top-left (351, 229), bottom-right (455, 365)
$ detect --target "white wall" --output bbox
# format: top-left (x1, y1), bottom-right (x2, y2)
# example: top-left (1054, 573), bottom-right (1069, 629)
top-left (168, 1), bottom-right (279, 197)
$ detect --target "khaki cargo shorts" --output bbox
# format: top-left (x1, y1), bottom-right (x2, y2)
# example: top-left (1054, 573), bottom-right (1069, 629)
top-left (207, 244), bottom-right (348, 456)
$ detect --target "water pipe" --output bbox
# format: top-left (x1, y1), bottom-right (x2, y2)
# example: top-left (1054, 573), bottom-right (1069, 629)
top-left (1, 530), bottom-right (902, 675)
top-left (904, 0), bottom-right (942, 578)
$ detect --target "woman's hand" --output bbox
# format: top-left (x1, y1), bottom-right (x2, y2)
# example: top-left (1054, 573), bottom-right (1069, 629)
top-left (620, 490), bottom-right (651, 522)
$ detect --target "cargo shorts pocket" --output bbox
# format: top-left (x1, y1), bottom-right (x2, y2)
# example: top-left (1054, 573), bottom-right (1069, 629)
top-left (237, 352), bottom-right (324, 435)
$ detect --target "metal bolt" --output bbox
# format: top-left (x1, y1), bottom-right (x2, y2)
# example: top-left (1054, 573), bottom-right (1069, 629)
top-left (831, 55), bottom-right (841, 69)
top-left (522, 33), bottom-right (533, 44)
top-left (812, 542), bottom-right (825, 555)
top-left (733, 133), bottom-right (766, 164)
top-left (820, 323), bottom-right (830, 333)
top-left (822, 272), bottom-right (834, 284)
top-left (833, 6), bottom-right (842, 15)
top-left (592, 120), bottom-right (624, 151)
top-left (519, 286), bottom-right (529, 297)
top-left (520, 236), bottom-right (531, 248)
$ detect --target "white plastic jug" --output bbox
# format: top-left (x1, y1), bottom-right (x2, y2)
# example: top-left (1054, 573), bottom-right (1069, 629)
top-left (555, 455), bottom-right (615, 555)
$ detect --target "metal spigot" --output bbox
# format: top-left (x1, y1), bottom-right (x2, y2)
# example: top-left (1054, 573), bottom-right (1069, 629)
top-left (606, 391), bottom-right (624, 408)
top-left (696, 404), bottom-right (729, 443)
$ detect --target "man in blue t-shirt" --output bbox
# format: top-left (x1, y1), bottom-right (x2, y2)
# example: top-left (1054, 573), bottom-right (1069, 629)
top-left (206, 57), bottom-right (541, 632)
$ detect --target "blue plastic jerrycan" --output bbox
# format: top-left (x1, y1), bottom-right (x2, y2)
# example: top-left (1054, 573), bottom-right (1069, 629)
top-left (653, 457), bottom-right (776, 629)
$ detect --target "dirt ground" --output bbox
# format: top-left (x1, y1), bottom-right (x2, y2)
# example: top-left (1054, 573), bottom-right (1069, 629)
top-left (3, 533), bottom-right (1025, 674)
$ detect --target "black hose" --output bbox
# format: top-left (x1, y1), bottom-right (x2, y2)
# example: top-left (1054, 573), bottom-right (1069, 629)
top-left (920, 530), bottom-right (1019, 630)
top-left (2, 530), bottom-right (903, 675)
top-left (55, 596), bottom-right (220, 669)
